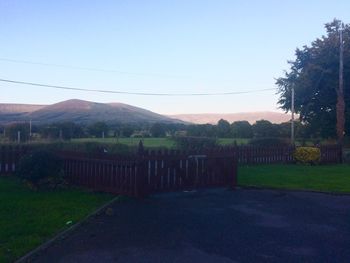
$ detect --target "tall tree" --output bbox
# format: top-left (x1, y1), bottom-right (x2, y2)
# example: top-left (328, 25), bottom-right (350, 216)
top-left (88, 122), bottom-right (109, 138)
top-left (217, 119), bottom-right (231, 138)
top-left (276, 19), bottom-right (349, 140)
top-left (231, 121), bottom-right (253, 138)
top-left (150, 123), bottom-right (166, 138)
top-left (252, 120), bottom-right (278, 138)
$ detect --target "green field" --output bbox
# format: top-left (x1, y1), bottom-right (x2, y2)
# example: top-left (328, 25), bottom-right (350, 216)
top-left (73, 137), bottom-right (176, 148)
top-left (72, 137), bottom-right (249, 148)
top-left (0, 177), bottom-right (112, 263)
top-left (238, 164), bottom-right (350, 193)
top-left (217, 138), bottom-right (249, 145)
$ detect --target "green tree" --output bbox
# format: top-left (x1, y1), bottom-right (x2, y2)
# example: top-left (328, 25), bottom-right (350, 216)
top-left (41, 122), bottom-right (85, 140)
top-left (276, 19), bottom-right (350, 139)
top-left (186, 124), bottom-right (217, 137)
top-left (150, 123), bottom-right (166, 137)
top-left (88, 122), bottom-right (109, 138)
top-left (252, 120), bottom-right (278, 138)
top-left (5, 123), bottom-right (30, 142)
top-left (121, 125), bottom-right (134, 138)
top-left (231, 121), bottom-right (253, 138)
top-left (275, 122), bottom-right (291, 138)
top-left (217, 119), bottom-right (231, 138)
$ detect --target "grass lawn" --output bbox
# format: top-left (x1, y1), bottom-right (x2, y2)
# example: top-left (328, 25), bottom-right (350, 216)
top-left (0, 177), bottom-right (113, 263)
top-left (238, 164), bottom-right (350, 193)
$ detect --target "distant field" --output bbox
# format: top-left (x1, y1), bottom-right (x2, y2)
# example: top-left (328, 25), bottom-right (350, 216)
top-left (217, 138), bottom-right (249, 145)
top-left (73, 137), bottom-right (176, 148)
top-left (73, 137), bottom-right (249, 148)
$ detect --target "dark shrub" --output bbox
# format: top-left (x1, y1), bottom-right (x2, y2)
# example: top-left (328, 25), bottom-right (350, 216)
top-left (248, 137), bottom-right (290, 147)
top-left (173, 136), bottom-right (217, 151)
top-left (16, 150), bottom-right (64, 189)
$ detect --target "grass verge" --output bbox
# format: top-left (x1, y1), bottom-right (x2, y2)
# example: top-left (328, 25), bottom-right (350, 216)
top-left (0, 177), bottom-right (112, 263)
top-left (238, 164), bottom-right (350, 193)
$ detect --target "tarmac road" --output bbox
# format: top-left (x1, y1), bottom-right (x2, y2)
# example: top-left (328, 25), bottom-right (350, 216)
top-left (32, 188), bottom-right (350, 263)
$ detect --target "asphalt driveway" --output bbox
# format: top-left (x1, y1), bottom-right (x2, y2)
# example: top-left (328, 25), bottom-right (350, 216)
top-left (32, 188), bottom-right (350, 263)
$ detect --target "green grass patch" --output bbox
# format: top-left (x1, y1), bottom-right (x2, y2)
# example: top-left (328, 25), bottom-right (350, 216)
top-left (0, 177), bottom-right (112, 263)
top-left (73, 137), bottom-right (250, 148)
top-left (238, 164), bottom-right (350, 193)
top-left (217, 138), bottom-right (249, 145)
top-left (73, 137), bottom-right (176, 148)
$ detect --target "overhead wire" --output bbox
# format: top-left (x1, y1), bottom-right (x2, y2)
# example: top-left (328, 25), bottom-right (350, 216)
top-left (0, 78), bottom-right (276, 96)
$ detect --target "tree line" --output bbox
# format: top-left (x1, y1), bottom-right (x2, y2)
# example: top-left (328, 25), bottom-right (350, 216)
top-left (0, 118), bottom-right (317, 143)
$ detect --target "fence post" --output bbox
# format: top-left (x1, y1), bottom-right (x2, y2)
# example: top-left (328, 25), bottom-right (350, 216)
top-left (135, 152), bottom-right (148, 198)
top-left (338, 144), bottom-right (343, 164)
top-left (230, 157), bottom-right (238, 189)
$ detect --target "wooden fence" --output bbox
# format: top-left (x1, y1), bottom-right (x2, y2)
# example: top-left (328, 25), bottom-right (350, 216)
top-left (228, 146), bottom-right (295, 164)
top-left (0, 145), bottom-right (28, 175)
top-left (225, 145), bottom-right (342, 164)
top-left (0, 144), bottom-right (343, 197)
top-left (319, 145), bottom-right (343, 164)
top-left (62, 149), bottom-right (237, 197)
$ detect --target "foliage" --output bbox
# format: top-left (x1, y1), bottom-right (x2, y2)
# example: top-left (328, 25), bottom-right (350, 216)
top-left (294, 147), bottom-right (321, 164)
top-left (120, 125), bottom-right (134, 137)
top-left (0, 177), bottom-right (112, 263)
top-left (173, 136), bottom-right (217, 150)
top-left (231, 121), bottom-right (253, 138)
top-left (216, 119), bottom-right (231, 137)
top-left (248, 137), bottom-right (290, 147)
top-left (276, 19), bottom-right (350, 138)
top-left (88, 122), bottom-right (109, 138)
top-left (186, 124), bottom-right (217, 137)
top-left (4, 123), bottom-right (30, 142)
top-left (238, 164), bottom-right (350, 193)
top-left (252, 120), bottom-right (279, 138)
top-left (150, 123), bottom-right (166, 137)
top-left (40, 122), bottom-right (85, 140)
top-left (16, 150), bottom-right (64, 188)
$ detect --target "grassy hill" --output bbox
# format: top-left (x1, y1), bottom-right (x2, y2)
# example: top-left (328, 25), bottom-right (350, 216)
top-left (0, 99), bottom-right (182, 124)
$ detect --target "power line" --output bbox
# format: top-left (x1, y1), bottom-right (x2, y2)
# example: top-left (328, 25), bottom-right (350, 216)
top-left (0, 78), bottom-right (276, 96)
top-left (0, 57), bottom-right (189, 79)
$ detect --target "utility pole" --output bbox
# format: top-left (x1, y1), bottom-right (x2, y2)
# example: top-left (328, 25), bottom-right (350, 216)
top-left (291, 87), bottom-right (295, 146)
top-left (336, 23), bottom-right (345, 146)
top-left (29, 119), bottom-right (32, 139)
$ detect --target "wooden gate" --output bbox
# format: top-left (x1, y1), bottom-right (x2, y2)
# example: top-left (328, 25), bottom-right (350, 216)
top-left (138, 150), bottom-right (237, 196)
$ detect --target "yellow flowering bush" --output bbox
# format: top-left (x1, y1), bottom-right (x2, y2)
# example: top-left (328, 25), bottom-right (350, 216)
top-left (294, 147), bottom-right (321, 164)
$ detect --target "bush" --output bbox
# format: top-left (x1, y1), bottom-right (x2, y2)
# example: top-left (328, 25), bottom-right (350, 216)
top-left (294, 147), bottom-right (321, 164)
top-left (248, 137), bottom-right (290, 147)
top-left (173, 136), bottom-right (217, 151)
top-left (16, 150), bottom-right (65, 189)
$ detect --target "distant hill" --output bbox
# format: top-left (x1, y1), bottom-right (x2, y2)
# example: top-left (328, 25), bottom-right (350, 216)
top-left (0, 99), bottom-right (182, 124)
top-left (0, 103), bottom-right (45, 114)
top-left (169, 112), bottom-right (292, 124)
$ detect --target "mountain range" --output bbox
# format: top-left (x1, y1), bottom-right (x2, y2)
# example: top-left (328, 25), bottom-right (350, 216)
top-left (0, 99), bottom-right (181, 124)
top-left (169, 112), bottom-right (292, 124)
top-left (0, 99), bottom-right (291, 125)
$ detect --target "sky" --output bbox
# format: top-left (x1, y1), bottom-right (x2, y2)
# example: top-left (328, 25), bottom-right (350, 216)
top-left (0, 0), bottom-right (349, 115)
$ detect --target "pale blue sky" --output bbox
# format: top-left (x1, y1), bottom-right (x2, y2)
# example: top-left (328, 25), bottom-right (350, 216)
top-left (0, 0), bottom-right (348, 114)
